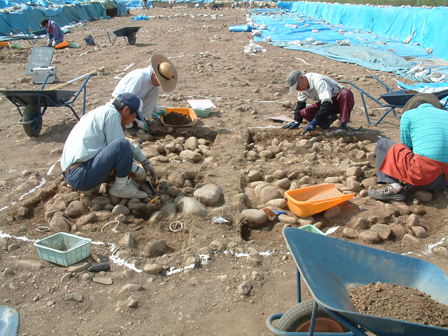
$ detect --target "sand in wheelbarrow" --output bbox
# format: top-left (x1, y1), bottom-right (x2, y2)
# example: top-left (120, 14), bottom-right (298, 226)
top-left (164, 112), bottom-right (192, 126)
top-left (348, 282), bottom-right (448, 328)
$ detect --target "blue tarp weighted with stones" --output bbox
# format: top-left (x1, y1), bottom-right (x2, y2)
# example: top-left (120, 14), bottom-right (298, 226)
top-left (249, 3), bottom-right (448, 82)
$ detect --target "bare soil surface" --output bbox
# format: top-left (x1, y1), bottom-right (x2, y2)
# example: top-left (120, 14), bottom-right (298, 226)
top-left (0, 6), bottom-right (447, 336)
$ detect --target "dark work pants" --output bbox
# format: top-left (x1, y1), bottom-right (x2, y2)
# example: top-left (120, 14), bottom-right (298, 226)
top-left (300, 89), bottom-right (354, 125)
top-left (63, 137), bottom-right (133, 191)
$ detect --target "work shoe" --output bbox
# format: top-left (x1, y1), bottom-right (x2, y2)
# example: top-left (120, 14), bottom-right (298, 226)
top-left (109, 180), bottom-right (148, 199)
top-left (368, 186), bottom-right (406, 201)
top-left (321, 114), bottom-right (338, 130)
top-left (335, 122), bottom-right (349, 136)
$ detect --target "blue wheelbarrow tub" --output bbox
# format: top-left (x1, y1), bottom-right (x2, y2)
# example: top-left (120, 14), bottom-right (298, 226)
top-left (0, 306), bottom-right (19, 336)
top-left (283, 228), bottom-right (448, 336)
top-left (380, 88), bottom-right (448, 107)
top-left (0, 90), bottom-right (76, 107)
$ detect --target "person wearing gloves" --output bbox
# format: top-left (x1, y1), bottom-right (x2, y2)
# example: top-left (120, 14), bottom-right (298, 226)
top-left (283, 70), bottom-right (354, 136)
top-left (112, 54), bottom-right (178, 132)
top-left (368, 102), bottom-right (448, 201)
top-left (41, 19), bottom-right (64, 47)
top-left (61, 93), bottom-right (158, 199)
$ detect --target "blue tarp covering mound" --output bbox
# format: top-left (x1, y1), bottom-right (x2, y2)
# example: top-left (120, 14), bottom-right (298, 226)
top-left (249, 3), bottom-right (448, 82)
top-left (0, 3), bottom-right (106, 36)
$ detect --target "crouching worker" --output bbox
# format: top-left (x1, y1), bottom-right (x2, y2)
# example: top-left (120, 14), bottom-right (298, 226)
top-left (41, 19), bottom-right (64, 47)
top-left (61, 93), bottom-right (158, 199)
top-left (368, 102), bottom-right (448, 201)
top-left (283, 70), bottom-right (354, 136)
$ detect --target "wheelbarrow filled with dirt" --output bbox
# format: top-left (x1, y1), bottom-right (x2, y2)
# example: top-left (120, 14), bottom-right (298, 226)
top-left (266, 227), bottom-right (448, 336)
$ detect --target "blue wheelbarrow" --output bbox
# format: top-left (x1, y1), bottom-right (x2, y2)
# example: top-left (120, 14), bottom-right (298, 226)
top-left (0, 306), bottom-right (19, 335)
top-left (266, 227), bottom-right (448, 336)
top-left (103, 27), bottom-right (141, 46)
top-left (341, 76), bottom-right (448, 126)
top-left (0, 67), bottom-right (103, 137)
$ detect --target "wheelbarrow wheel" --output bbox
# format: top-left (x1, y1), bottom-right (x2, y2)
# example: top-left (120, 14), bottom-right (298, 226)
top-left (127, 34), bottom-right (137, 45)
top-left (22, 104), bottom-right (43, 137)
top-left (277, 299), bottom-right (348, 332)
top-left (403, 93), bottom-right (441, 113)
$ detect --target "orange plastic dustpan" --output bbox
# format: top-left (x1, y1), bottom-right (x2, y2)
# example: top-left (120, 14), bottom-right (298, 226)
top-left (285, 184), bottom-right (355, 218)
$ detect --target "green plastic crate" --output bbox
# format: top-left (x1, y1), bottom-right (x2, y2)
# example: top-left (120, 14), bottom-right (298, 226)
top-left (34, 232), bottom-right (91, 266)
top-left (193, 108), bottom-right (211, 118)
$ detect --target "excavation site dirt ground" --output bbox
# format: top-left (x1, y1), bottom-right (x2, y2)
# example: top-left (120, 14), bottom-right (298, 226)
top-left (0, 6), bottom-right (447, 336)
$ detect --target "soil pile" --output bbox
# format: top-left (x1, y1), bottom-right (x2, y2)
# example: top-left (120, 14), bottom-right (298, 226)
top-left (348, 282), bottom-right (448, 328)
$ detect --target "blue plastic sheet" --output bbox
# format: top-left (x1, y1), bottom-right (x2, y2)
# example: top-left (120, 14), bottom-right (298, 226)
top-left (132, 14), bottom-right (149, 20)
top-left (250, 4), bottom-right (448, 82)
top-left (228, 24), bottom-right (253, 32)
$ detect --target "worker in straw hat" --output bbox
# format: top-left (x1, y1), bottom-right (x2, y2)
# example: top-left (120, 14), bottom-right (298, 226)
top-left (112, 54), bottom-right (178, 133)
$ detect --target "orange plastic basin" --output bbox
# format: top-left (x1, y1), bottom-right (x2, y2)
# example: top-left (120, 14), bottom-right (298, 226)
top-left (55, 41), bottom-right (69, 49)
top-left (161, 107), bottom-right (197, 127)
top-left (285, 184), bottom-right (355, 218)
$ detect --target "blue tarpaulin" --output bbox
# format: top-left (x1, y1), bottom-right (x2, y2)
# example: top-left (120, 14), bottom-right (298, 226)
top-left (249, 3), bottom-right (448, 82)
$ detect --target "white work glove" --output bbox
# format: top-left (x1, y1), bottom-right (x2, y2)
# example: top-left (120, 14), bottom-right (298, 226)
top-left (142, 159), bottom-right (158, 184)
top-left (133, 166), bottom-right (146, 182)
top-left (134, 118), bottom-right (147, 130)
top-left (46, 39), bottom-right (52, 47)
top-left (51, 40), bottom-right (56, 47)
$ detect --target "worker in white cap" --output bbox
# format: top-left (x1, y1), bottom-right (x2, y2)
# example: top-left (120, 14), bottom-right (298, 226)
top-left (61, 93), bottom-right (158, 199)
top-left (112, 54), bottom-right (178, 132)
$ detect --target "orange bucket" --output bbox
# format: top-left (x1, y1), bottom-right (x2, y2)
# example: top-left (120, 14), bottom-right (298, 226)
top-left (0, 41), bottom-right (10, 48)
top-left (55, 41), bottom-right (69, 49)
top-left (285, 184), bottom-right (355, 218)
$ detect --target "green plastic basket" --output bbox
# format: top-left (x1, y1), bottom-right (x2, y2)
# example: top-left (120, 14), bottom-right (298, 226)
top-left (34, 232), bottom-right (91, 266)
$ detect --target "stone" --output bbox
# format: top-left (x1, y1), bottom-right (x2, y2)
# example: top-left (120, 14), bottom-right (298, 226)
top-left (49, 216), bottom-right (70, 233)
top-left (352, 218), bottom-right (369, 230)
top-left (361, 177), bottom-right (377, 188)
top-left (143, 264), bottom-right (164, 274)
top-left (233, 193), bottom-right (252, 208)
top-left (414, 190), bottom-right (433, 203)
top-left (237, 281), bottom-right (253, 296)
top-left (91, 196), bottom-right (111, 206)
top-left (160, 203), bottom-right (177, 218)
top-left (93, 277), bottom-right (113, 285)
top-left (324, 177), bottom-right (341, 184)
top-left (265, 198), bottom-right (287, 209)
top-left (65, 292), bottom-right (84, 302)
top-left (119, 232), bottom-right (137, 248)
top-left (251, 271), bottom-right (264, 282)
top-left (273, 170), bottom-right (287, 179)
top-left (278, 214), bottom-right (297, 224)
top-left (77, 212), bottom-right (97, 226)
top-left (406, 214), bottom-right (420, 227)
top-left (209, 240), bottom-right (226, 252)
top-left (259, 186), bottom-right (282, 203)
top-left (65, 201), bottom-right (88, 218)
top-left (168, 171), bottom-right (185, 188)
top-left (371, 224), bottom-right (392, 240)
top-left (347, 167), bottom-right (363, 177)
top-left (126, 298), bottom-right (139, 308)
top-left (14, 260), bottom-right (44, 270)
top-left (8, 244), bottom-right (20, 252)
top-left (184, 136), bottom-right (199, 150)
top-left (411, 226), bottom-right (429, 238)
top-left (247, 170), bottom-right (262, 182)
top-left (17, 207), bottom-right (28, 217)
top-left (143, 240), bottom-right (169, 257)
top-left (359, 230), bottom-right (382, 244)
top-left (275, 178), bottom-right (291, 189)
top-left (342, 227), bottom-right (359, 239)
top-left (194, 183), bottom-right (222, 206)
top-left (179, 150), bottom-right (203, 162)
top-left (402, 234), bottom-right (423, 246)
top-left (390, 224), bottom-right (406, 239)
top-left (323, 206), bottom-right (341, 219)
top-left (242, 209), bottom-right (268, 227)
top-left (118, 284), bottom-right (145, 295)
top-left (67, 262), bottom-right (90, 273)
top-left (112, 204), bottom-right (130, 216)
top-left (178, 197), bottom-right (208, 217)
top-left (345, 179), bottom-right (361, 192)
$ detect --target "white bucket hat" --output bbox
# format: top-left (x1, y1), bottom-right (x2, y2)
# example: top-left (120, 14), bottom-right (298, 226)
top-left (151, 54), bottom-right (178, 93)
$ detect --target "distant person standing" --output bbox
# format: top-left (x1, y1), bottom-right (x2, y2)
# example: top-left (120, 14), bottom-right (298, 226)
top-left (41, 18), bottom-right (64, 47)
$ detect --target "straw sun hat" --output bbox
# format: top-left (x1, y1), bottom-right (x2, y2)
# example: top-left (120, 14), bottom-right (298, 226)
top-left (151, 54), bottom-right (178, 93)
